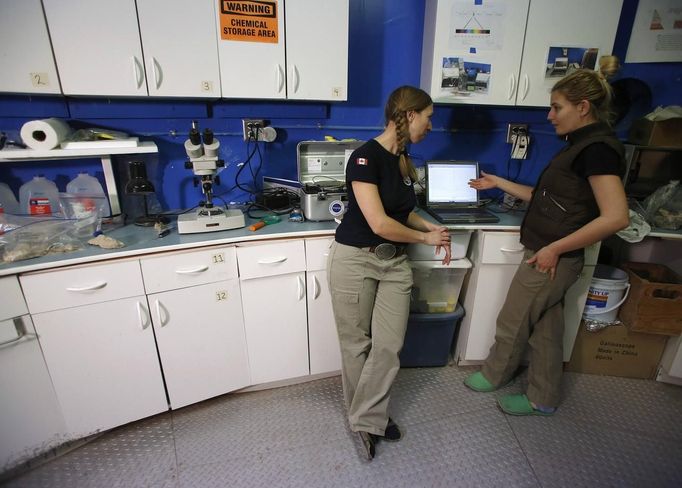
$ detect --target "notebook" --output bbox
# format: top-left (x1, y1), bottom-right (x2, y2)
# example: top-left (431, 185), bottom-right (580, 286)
top-left (423, 160), bottom-right (499, 224)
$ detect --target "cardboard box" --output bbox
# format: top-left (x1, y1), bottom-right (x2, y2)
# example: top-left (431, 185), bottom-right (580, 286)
top-left (566, 322), bottom-right (668, 379)
top-left (628, 117), bottom-right (682, 147)
top-left (618, 262), bottom-right (682, 336)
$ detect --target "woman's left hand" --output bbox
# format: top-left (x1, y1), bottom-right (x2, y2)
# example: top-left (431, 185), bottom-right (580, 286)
top-left (526, 246), bottom-right (559, 280)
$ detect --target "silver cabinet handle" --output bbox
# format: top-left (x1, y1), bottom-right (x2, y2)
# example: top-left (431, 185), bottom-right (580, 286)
top-left (175, 265), bottom-right (209, 274)
top-left (500, 247), bottom-right (524, 253)
top-left (291, 65), bottom-right (300, 93)
top-left (258, 256), bottom-right (287, 265)
top-left (521, 73), bottom-right (529, 101)
top-left (297, 275), bottom-right (305, 301)
top-left (313, 275), bottom-right (320, 300)
top-left (152, 57), bottom-right (162, 89)
top-left (66, 281), bottom-right (107, 292)
top-left (507, 73), bottom-right (516, 100)
top-left (155, 299), bottom-right (168, 327)
top-left (276, 64), bottom-right (284, 93)
top-left (132, 56), bottom-right (144, 89)
top-left (137, 301), bottom-right (150, 330)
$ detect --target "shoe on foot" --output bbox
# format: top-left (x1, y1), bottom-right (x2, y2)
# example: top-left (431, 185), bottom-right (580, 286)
top-left (358, 431), bottom-right (376, 460)
top-left (383, 417), bottom-right (403, 442)
top-left (497, 394), bottom-right (556, 416)
top-left (464, 371), bottom-right (497, 392)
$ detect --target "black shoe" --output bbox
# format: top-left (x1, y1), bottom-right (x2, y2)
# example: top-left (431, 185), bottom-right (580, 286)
top-left (358, 431), bottom-right (375, 460)
top-left (383, 417), bottom-right (403, 442)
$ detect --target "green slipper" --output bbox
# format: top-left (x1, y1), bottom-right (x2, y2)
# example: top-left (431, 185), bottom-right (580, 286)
top-left (464, 372), bottom-right (500, 392)
top-left (497, 394), bottom-right (555, 416)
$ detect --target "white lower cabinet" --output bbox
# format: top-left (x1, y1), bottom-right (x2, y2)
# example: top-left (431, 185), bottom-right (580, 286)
top-left (456, 231), bottom-right (598, 364)
top-left (305, 237), bottom-right (341, 375)
top-left (20, 261), bottom-right (167, 438)
top-left (237, 240), bottom-right (309, 384)
top-left (1, 276), bottom-right (67, 473)
top-left (30, 297), bottom-right (168, 437)
top-left (147, 279), bottom-right (250, 409)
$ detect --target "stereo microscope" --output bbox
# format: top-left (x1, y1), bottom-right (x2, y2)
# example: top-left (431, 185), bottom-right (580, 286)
top-left (177, 121), bottom-right (245, 234)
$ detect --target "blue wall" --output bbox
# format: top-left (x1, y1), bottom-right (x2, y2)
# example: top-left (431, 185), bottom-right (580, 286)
top-left (1, 0), bottom-right (681, 215)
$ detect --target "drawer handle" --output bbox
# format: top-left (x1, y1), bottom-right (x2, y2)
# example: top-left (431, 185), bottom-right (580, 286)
top-left (500, 247), bottom-right (524, 253)
top-left (175, 265), bottom-right (209, 274)
top-left (0, 318), bottom-right (35, 348)
top-left (66, 281), bottom-right (107, 292)
top-left (258, 256), bottom-right (287, 265)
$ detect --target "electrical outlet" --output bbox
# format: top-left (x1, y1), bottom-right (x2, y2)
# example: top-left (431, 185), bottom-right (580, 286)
top-left (242, 119), bottom-right (266, 141)
top-left (506, 123), bottom-right (528, 143)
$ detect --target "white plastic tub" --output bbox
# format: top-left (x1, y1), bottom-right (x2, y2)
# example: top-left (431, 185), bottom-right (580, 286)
top-left (410, 258), bottom-right (472, 313)
top-left (407, 230), bottom-right (472, 261)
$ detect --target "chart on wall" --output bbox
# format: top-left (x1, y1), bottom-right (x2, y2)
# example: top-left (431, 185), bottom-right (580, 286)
top-left (435, 1), bottom-right (509, 101)
top-left (626, 0), bottom-right (682, 63)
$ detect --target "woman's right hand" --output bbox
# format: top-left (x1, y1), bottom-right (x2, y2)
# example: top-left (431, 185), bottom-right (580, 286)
top-left (423, 227), bottom-right (451, 247)
top-left (469, 171), bottom-right (498, 190)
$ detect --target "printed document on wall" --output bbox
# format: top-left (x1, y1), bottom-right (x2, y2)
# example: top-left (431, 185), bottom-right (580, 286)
top-left (625, 0), bottom-right (682, 63)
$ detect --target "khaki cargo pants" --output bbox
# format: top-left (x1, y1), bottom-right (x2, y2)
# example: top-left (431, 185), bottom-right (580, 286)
top-left (327, 241), bottom-right (412, 436)
top-left (481, 249), bottom-right (583, 407)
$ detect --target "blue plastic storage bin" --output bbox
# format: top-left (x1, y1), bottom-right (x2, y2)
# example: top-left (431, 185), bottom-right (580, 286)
top-left (399, 305), bottom-right (464, 367)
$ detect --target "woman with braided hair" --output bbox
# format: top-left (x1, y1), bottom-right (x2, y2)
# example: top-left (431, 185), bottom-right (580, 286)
top-left (464, 56), bottom-right (629, 415)
top-left (328, 85), bottom-right (451, 459)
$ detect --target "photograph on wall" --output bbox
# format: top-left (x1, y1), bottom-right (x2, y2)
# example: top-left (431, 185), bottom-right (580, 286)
top-left (440, 57), bottom-right (492, 97)
top-left (626, 0), bottom-right (682, 63)
top-left (544, 47), bottom-right (599, 80)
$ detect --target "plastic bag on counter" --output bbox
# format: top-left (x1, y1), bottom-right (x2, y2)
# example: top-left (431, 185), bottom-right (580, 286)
top-left (642, 180), bottom-right (682, 230)
top-left (0, 212), bottom-right (99, 263)
top-left (66, 128), bottom-right (131, 142)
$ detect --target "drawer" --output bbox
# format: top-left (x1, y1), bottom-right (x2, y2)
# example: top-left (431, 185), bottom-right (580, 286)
top-left (20, 260), bottom-right (144, 314)
top-left (305, 237), bottom-right (334, 271)
top-left (141, 246), bottom-right (238, 294)
top-left (480, 232), bottom-right (524, 265)
top-left (237, 239), bottom-right (306, 280)
top-left (0, 275), bottom-right (28, 320)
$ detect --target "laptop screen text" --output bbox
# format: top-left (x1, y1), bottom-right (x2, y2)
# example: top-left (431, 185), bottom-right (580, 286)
top-left (427, 161), bottom-right (478, 206)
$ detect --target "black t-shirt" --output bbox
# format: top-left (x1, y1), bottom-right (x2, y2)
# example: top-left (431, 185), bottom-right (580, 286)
top-left (335, 139), bottom-right (416, 247)
top-left (571, 142), bottom-right (624, 178)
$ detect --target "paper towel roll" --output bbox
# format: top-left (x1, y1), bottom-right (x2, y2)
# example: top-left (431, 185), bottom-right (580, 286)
top-left (20, 118), bottom-right (72, 150)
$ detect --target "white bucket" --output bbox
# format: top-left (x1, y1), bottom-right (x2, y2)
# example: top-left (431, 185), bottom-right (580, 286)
top-left (582, 264), bottom-right (630, 323)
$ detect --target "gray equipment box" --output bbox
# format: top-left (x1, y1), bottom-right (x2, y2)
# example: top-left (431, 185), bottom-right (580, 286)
top-left (297, 140), bottom-right (363, 221)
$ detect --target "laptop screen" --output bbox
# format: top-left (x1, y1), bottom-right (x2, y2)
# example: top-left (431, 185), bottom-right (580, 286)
top-left (426, 161), bottom-right (479, 206)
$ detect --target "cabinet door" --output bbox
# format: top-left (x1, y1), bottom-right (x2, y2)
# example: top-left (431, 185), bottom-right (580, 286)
top-left (0, 316), bottom-right (66, 472)
top-left (285, 0), bottom-right (348, 101)
top-left (215, 0), bottom-right (286, 99)
top-left (307, 270), bottom-right (341, 375)
top-left (0, 0), bottom-right (61, 94)
top-left (149, 279), bottom-right (250, 409)
top-left (32, 297), bottom-right (168, 437)
top-left (137, 0), bottom-right (221, 97)
top-left (516, 0), bottom-right (623, 107)
top-left (240, 272), bottom-right (309, 384)
top-left (420, 0), bottom-right (529, 106)
top-left (43, 0), bottom-right (147, 96)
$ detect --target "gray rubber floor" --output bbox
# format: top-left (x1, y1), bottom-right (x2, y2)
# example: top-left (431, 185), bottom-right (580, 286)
top-left (3, 365), bottom-right (682, 487)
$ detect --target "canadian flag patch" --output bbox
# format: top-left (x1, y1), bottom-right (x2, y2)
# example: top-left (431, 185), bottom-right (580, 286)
top-left (356, 157), bottom-right (368, 165)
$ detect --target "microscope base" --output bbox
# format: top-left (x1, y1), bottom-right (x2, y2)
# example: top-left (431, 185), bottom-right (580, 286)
top-left (177, 208), bottom-right (246, 234)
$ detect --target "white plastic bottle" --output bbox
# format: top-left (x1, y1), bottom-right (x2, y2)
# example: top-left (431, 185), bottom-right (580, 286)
top-left (19, 175), bottom-right (61, 216)
top-left (66, 172), bottom-right (111, 217)
top-left (0, 182), bottom-right (20, 214)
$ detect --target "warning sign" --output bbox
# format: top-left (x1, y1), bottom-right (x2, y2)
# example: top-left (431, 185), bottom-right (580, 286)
top-left (219, 0), bottom-right (279, 43)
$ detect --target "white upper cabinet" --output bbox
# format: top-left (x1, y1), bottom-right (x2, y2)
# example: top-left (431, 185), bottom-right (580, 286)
top-left (43, 0), bottom-right (221, 97)
top-left (136, 0), bottom-right (221, 97)
top-left (216, 0), bottom-right (349, 100)
top-left (285, 0), bottom-right (349, 101)
top-left (421, 0), bottom-right (623, 107)
top-left (420, 0), bottom-right (529, 106)
top-left (516, 0), bottom-right (623, 107)
top-left (43, 0), bottom-right (146, 96)
top-left (0, 0), bottom-right (61, 94)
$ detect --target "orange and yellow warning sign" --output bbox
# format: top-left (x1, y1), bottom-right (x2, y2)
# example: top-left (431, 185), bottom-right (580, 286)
top-left (219, 0), bottom-right (279, 43)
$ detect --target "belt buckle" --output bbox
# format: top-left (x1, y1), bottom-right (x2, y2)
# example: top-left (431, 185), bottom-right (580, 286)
top-left (374, 242), bottom-right (397, 260)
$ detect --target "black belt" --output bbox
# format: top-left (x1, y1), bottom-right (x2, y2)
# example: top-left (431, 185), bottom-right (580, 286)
top-left (362, 243), bottom-right (407, 260)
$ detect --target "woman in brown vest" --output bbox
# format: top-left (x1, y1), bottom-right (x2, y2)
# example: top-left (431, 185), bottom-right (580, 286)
top-left (464, 56), bottom-right (630, 415)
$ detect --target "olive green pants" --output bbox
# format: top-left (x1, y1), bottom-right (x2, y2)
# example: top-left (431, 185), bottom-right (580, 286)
top-left (327, 241), bottom-right (412, 436)
top-left (481, 249), bottom-right (583, 407)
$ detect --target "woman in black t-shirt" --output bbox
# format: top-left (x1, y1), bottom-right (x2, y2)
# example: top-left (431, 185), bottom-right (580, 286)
top-left (327, 86), bottom-right (451, 460)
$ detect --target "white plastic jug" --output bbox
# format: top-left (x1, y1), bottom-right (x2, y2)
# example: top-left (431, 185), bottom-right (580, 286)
top-left (0, 182), bottom-right (20, 214)
top-left (66, 172), bottom-right (111, 217)
top-left (19, 176), bottom-right (61, 216)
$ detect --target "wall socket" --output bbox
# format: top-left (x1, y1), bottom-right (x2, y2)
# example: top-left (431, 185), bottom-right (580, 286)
top-left (242, 119), bottom-right (266, 141)
top-left (506, 123), bottom-right (528, 143)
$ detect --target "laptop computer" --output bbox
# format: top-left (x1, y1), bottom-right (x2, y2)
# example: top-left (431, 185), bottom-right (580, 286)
top-left (423, 160), bottom-right (499, 224)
